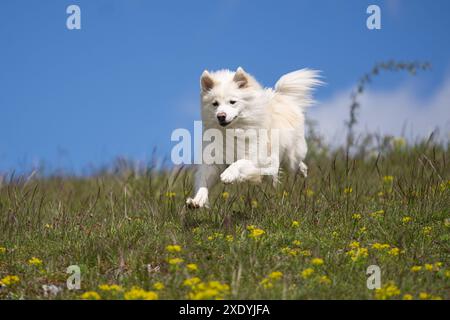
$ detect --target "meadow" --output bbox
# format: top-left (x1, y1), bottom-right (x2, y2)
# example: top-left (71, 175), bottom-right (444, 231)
top-left (0, 135), bottom-right (449, 300)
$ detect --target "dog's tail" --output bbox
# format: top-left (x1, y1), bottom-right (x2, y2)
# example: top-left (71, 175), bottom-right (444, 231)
top-left (274, 69), bottom-right (323, 109)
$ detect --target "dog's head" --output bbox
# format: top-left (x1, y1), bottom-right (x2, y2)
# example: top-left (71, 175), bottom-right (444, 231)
top-left (199, 67), bottom-right (263, 128)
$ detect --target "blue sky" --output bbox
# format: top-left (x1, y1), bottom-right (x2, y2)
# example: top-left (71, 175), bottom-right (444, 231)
top-left (1, 0), bottom-right (449, 174)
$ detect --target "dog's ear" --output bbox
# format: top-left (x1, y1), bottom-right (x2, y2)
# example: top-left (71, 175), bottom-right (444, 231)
top-left (233, 67), bottom-right (249, 89)
top-left (200, 70), bottom-right (214, 92)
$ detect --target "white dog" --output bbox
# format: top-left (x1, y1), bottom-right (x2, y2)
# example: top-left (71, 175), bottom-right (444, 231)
top-left (186, 67), bottom-right (322, 208)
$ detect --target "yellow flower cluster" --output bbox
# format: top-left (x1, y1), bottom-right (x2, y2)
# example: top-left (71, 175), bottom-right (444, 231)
top-left (402, 216), bottom-right (412, 224)
top-left (168, 257), bottom-right (184, 265)
top-left (419, 292), bottom-right (442, 300)
top-left (260, 271), bottom-right (283, 289)
top-left (166, 244), bottom-right (182, 253)
top-left (311, 258), bottom-right (324, 266)
top-left (300, 268), bottom-right (314, 279)
top-left (0, 275), bottom-right (20, 286)
top-left (374, 282), bottom-right (401, 300)
top-left (410, 262), bottom-right (442, 273)
top-left (207, 232), bottom-right (224, 241)
top-left (371, 243), bottom-right (390, 250)
top-left (28, 257), bottom-right (43, 267)
top-left (370, 210), bottom-right (385, 218)
top-left (153, 282), bottom-right (165, 290)
top-left (247, 225), bottom-right (265, 239)
top-left (0, 247), bottom-right (6, 254)
top-left (422, 226), bottom-right (432, 236)
top-left (291, 220), bottom-right (300, 228)
top-left (186, 263), bottom-right (198, 272)
top-left (81, 291), bottom-right (101, 300)
top-left (382, 176), bottom-right (394, 184)
top-left (184, 278), bottom-right (230, 300)
top-left (352, 213), bottom-right (362, 220)
top-left (98, 284), bottom-right (123, 292)
top-left (124, 287), bottom-right (158, 300)
top-left (281, 247), bottom-right (311, 257)
top-left (221, 192), bottom-right (230, 200)
top-left (165, 191), bottom-right (176, 198)
top-left (346, 241), bottom-right (368, 262)
top-left (318, 275), bottom-right (332, 285)
top-left (344, 187), bottom-right (353, 194)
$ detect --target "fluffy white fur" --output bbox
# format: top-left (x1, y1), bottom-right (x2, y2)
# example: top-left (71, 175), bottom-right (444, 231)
top-left (186, 67), bottom-right (322, 208)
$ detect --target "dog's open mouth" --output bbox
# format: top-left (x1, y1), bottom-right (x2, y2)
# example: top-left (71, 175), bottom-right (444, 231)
top-left (219, 121), bottom-right (231, 127)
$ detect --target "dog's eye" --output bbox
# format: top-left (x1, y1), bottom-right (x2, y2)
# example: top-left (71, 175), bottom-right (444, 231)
top-left (229, 100), bottom-right (236, 105)
top-left (212, 101), bottom-right (219, 107)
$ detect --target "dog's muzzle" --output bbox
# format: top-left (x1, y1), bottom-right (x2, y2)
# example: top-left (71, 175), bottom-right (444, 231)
top-left (217, 112), bottom-right (230, 127)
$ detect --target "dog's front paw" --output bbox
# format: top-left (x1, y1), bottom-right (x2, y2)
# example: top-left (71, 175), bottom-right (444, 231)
top-left (220, 166), bottom-right (240, 184)
top-left (186, 188), bottom-right (209, 209)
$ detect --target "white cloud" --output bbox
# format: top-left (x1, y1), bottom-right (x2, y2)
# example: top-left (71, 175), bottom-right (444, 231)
top-left (309, 78), bottom-right (450, 145)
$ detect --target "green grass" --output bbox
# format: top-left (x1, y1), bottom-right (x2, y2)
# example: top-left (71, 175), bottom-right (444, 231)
top-left (0, 140), bottom-right (449, 300)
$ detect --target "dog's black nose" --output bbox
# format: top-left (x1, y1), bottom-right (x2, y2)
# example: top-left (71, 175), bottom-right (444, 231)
top-left (217, 112), bottom-right (227, 123)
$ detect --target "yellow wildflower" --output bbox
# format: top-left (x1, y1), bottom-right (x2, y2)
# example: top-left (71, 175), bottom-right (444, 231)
top-left (260, 278), bottom-right (273, 289)
top-left (422, 226), bottom-right (432, 236)
top-left (424, 264), bottom-right (434, 271)
top-left (301, 268), bottom-right (315, 279)
top-left (28, 257), bottom-right (43, 267)
top-left (352, 213), bottom-right (362, 220)
top-left (349, 241), bottom-right (360, 249)
top-left (292, 240), bottom-right (301, 246)
top-left (153, 282), bottom-right (165, 290)
top-left (225, 235), bottom-right (234, 242)
top-left (222, 192), bottom-right (229, 200)
top-left (183, 277), bottom-right (202, 287)
top-left (383, 176), bottom-right (394, 184)
top-left (387, 248), bottom-right (400, 256)
top-left (251, 199), bottom-right (258, 208)
top-left (318, 275), bottom-right (331, 285)
top-left (168, 258), bottom-right (184, 265)
top-left (0, 247), bottom-right (6, 254)
top-left (165, 244), bottom-right (182, 253)
top-left (311, 258), bottom-right (324, 266)
top-left (248, 228), bottom-right (265, 239)
top-left (165, 192), bottom-right (176, 198)
top-left (374, 283), bottom-right (401, 300)
top-left (0, 275), bottom-right (20, 286)
top-left (402, 216), bottom-right (412, 224)
top-left (306, 189), bottom-right (315, 197)
top-left (300, 250), bottom-right (312, 257)
top-left (346, 247), bottom-right (368, 262)
top-left (187, 281), bottom-right (230, 300)
top-left (186, 263), bottom-right (198, 272)
top-left (370, 210), bottom-right (385, 218)
top-left (410, 266), bottom-right (422, 272)
top-left (124, 287), bottom-right (158, 300)
top-left (291, 220), bottom-right (300, 228)
top-left (332, 231), bottom-right (339, 238)
top-left (98, 284), bottom-right (123, 292)
top-left (419, 292), bottom-right (430, 300)
top-left (403, 294), bottom-right (413, 300)
top-left (344, 187), bottom-right (353, 194)
top-left (268, 271), bottom-right (283, 280)
top-left (371, 243), bottom-right (390, 250)
top-left (80, 291), bottom-right (101, 300)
